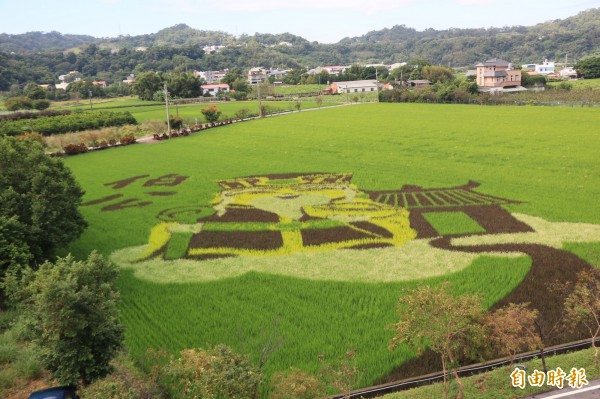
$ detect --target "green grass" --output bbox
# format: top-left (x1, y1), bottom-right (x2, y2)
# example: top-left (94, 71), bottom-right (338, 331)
top-left (382, 347), bottom-right (600, 399)
top-left (547, 78), bottom-right (600, 90)
top-left (61, 103), bottom-right (600, 391)
top-left (422, 211), bottom-right (486, 235)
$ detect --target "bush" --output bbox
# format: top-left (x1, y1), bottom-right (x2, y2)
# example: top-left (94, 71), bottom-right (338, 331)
top-left (160, 344), bottom-right (261, 399)
top-left (119, 135), bottom-right (136, 145)
top-left (0, 111), bottom-right (137, 137)
top-left (31, 99), bottom-right (51, 110)
top-left (200, 105), bottom-right (222, 123)
top-left (4, 96), bottom-right (32, 111)
top-left (62, 143), bottom-right (88, 155)
top-left (270, 368), bottom-right (325, 399)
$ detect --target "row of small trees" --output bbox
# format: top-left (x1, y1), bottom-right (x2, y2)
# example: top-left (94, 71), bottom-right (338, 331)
top-left (389, 274), bottom-right (600, 399)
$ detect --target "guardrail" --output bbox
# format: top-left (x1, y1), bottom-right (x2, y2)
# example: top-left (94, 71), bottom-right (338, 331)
top-left (326, 337), bottom-right (600, 398)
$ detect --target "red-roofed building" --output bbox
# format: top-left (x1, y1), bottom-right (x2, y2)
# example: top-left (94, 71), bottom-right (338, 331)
top-left (92, 81), bottom-right (107, 88)
top-left (201, 84), bottom-right (230, 96)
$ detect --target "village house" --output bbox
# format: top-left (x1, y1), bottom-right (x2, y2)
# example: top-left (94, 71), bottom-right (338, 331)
top-left (200, 83), bottom-right (230, 96)
top-left (522, 59), bottom-right (555, 75)
top-left (476, 58), bottom-right (523, 92)
top-left (329, 80), bottom-right (378, 94)
top-left (248, 67), bottom-right (267, 84)
top-left (123, 74), bottom-right (136, 85)
top-left (92, 81), bottom-right (107, 88)
top-left (196, 70), bottom-right (228, 84)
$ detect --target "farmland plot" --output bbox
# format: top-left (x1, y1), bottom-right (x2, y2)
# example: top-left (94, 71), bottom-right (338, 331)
top-left (63, 103), bottom-right (600, 387)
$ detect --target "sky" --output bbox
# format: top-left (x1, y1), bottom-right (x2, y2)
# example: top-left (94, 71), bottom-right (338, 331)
top-left (0, 0), bottom-right (598, 43)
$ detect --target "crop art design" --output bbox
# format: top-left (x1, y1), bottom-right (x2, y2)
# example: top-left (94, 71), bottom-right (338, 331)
top-left (135, 173), bottom-right (549, 263)
top-left (140, 173), bottom-right (418, 260)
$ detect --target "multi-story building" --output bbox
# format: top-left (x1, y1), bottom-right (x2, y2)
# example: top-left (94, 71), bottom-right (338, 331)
top-left (475, 58), bottom-right (522, 90)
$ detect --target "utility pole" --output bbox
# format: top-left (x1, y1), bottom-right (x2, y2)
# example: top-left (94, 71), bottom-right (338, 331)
top-left (164, 84), bottom-right (171, 136)
top-left (88, 90), bottom-right (93, 111)
top-left (257, 81), bottom-right (263, 117)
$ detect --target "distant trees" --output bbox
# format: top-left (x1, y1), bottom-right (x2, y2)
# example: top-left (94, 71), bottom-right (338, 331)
top-left (132, 71), bottom-right (163, 101)
top-left (132, 71), bottom-right (202, 100)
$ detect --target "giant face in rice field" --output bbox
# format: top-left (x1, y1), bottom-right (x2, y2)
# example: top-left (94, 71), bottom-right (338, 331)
top-left (145, 173), bottom-right (416, 260)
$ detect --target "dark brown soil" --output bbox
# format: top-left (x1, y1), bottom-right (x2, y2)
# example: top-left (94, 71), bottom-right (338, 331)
top-left (201, 207), bottom-right (280, 223)
top-left (350, 221), bottom-right (394, 238)
top-left (104, 175), bottom-right (150, 189)
top-left (408, 205), bottom-right (533, 239)
top-left (143, 174), bottom-right (189, 187)
top-left (82, 194), bottom-right (123, 206)
top-left (147, 191), bottom-right (177, 196)
top-left (101, 198), bottom-right (152, 212)
top-left (189, 230), bottom-right (283, 251)
top-left (345, 242), bottom-right (394, 250)
top-left (301, 226), bottom-right (371, 246)
top-left (377, 239), bottom-right (596, 384)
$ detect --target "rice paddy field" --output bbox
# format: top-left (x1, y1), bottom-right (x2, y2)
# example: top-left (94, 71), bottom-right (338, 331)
top-left (62, 103), bottom-right (600, 391)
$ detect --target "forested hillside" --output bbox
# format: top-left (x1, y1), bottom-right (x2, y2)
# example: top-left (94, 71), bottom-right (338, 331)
top-left (0, 8), bottom-right (598, 91)
top-left (0, 31), bottom-right (96, 53)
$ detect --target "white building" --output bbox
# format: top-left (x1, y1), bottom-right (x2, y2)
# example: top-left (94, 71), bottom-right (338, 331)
top-left (196, 70), bottom-right (228, 84)
top-left (522, 60), bottom-right (556, 75)
top-left (248, 67), bottom-right (267, 84)
top-left (330, 80), bottom-right (378, 94)
top-left (201, 84), bottom-right (230, 96)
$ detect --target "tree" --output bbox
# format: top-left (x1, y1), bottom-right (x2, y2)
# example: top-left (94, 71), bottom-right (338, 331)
top-left (0, 136), bottom-right (87, 267)
top-left (132, 71), bottom-right (164, 101)
top-left (271, 368), bottom-right (325, 399)
top-left (165, 72), bottom-right (202, 98)
top-left (163, 344), bottom-right (261, 399)
top-left (485, 303), bottom-right (541, 364)
top-left (201, 105), bottom-right (222, 123)
top-left (563, 269), bottom-right (600, 369)
top-left (575, 56), bottom-right (600, 79)
top-left (20, 252), bottom-right (124, 386)
top-left (389, 284), bottom-right (486, 399)
top-left (422, 65), bottom-right (455, 84)
top-left (31, 99), bottom-right (51, 110)
top-left (24, 83), bottom-right (47, 100)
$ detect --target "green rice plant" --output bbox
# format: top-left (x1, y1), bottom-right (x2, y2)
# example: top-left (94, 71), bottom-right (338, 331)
top-left (164, 232), bottom-right (193, 260)
top-left (422, 211), bottom-right (486, 236)
top-left (61, 103), bottom-right (600, 392)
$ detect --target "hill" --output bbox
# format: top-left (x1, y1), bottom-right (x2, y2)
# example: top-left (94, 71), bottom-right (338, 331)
top-left (0, 8), bottom-right (599, 91)
top-left (0, 31), bottom-right (96, 53)
top-left (338, 8), bottom-right (600, 66)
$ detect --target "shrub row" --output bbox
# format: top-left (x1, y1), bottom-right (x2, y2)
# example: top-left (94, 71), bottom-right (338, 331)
top-left (0, 109), bottom-right (72, 122)
top-left (61, 134), bottom-right (137, 156)
top-left (152, 120), bottom-right (236, 141)
top-left (0, 111), bottom-right (137, 137)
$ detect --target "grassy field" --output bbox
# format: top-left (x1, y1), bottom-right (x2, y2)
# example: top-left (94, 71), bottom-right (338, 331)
top-left (62, 103), bottom-right (600, 391)
top-left (547, 78), bottom-right (600, 90)
top-left (383, 347), bottom-right (600, 399)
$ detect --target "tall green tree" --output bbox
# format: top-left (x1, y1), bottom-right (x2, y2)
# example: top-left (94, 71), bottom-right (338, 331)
top-left (575, 56), bottom-right (600, 79)
top-left (0, 136), bottom-right (87, 267)
top-left (21, 252), bottom-right (124, 386)
top-left (132, 71), bottom-right (164, 101)
top-left (164, 72), bottom-right (202, 98)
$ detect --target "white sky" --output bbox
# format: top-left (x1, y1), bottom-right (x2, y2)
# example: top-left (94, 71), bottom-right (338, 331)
top-left (1, 0), bottom-right (598, 43)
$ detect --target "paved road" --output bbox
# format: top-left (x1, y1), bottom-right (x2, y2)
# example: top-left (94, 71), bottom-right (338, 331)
top-left (523, 380), bottom-right (600, 399)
